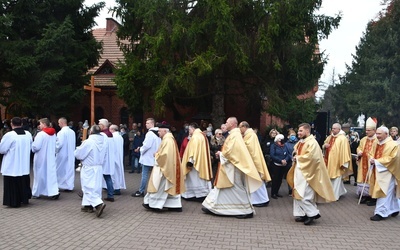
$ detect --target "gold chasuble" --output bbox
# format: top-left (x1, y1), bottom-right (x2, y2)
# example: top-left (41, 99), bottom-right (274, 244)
top-left (181, 128), bottom-right (213, 180)
top-left (243, 128), bottom-right (271, 182)
top-left (148, 133), bottom-right (185, 196)
top-left (287, 135), bottom-right (335, 202)
top-left (323, 133), bottom-right (353, 179)
top-left (369, 138), bottom-right (400, 198)
top-left (215, 128), bottom-right (262, 192)
top-left (356, 136), bottom-right (377, 183)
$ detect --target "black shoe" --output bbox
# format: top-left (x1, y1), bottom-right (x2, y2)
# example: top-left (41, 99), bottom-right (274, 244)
top-left (304, 217), bottom-right (314, 225)
top-left (51, 194), bottom-right (60, 200)
top-left (271, 194), bottom-right (278, 199)
top-left (128, 171), bottom-right (134, 174)
top-left (142, 203), bottom-right (161, 212)
top-left (95, 203), bottom-right (106, 217)
top-left (391, 212), bottom-right (399, 217)
top-left (313, 214), bottom-right (321, 220)
top-left (288, 190), bottom-right (292, 195)
top-left (370, 214), bottom-right (384, 221)
top-left (168, 207), bottom-right (183, 212)
top-left (132, 191), bottom-right (144, 197)
top-left (360, 196), bottom-right (369, 204)
top-left (81, 206), bottom-right (94, 213)
top-left (253, 201), bottom-right (269, 207)
top-left (367, 199), bottom-right (377, 206)
top-left (142, 203), bottom-right (151, 210)
top-left (295, 216), bottom-right (307, 222)
top-left (276, 194), bottom-right (283, 198)
top-left (104, 197), bottom-right (114, 202)
top-left (235, 213), bottom-right (253, 219)
top-left (201, 207), bottom-right (213, 215)
top-left (113, 190), bottom-right (121, 195)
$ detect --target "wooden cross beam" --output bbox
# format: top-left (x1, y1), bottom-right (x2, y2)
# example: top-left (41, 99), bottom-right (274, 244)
top-left (84, 75), bottom-right (101, 125)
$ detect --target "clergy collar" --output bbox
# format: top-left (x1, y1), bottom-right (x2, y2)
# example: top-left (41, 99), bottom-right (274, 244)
top-left (13, 127), bottom-right (25, 135)
top-left (332, 130), bottom-right (346, 137)
top-left (378, 136), bottom-right (391, 145)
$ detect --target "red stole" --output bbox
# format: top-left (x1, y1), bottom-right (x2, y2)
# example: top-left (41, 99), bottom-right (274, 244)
top-left (361, 139), bottom-right (374, 182)
top-left (297, 142), bottom-right (305, 155)
top-left (324, 136), bottom-right (336, 166)
top-left (371, 143), bottom-right (385, 183)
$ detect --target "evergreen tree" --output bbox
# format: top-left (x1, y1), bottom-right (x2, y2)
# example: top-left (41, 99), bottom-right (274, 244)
top-left (326, 0), bottom-right (400, 126)
top-left (0, 0), bottom-right (105, 117)
top-left (113, 0), bottom-right (340, 125)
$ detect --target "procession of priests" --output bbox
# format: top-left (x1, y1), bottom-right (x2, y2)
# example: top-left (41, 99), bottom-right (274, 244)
top-left (0, 115), bottom-right (399, 224)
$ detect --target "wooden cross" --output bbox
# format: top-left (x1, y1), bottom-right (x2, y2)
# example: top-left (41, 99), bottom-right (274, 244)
top-left (84, 75), bottom-right (101, 125)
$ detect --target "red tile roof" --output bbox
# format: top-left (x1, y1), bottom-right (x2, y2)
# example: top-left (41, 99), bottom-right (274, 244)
top-left (87, 18), bottom-right (128, 87)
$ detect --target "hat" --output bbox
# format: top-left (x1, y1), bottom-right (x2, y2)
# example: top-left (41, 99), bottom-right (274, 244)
top-left (342, 123), bottom-right (350, 128)
top-left (158, 122), bottom-right (170, 129)
top-left (366, 117), bottom-right (377, 129)
top-left (274, 134), bottom-right (284, 142)
top-left (98, 118), bottom-right (109, 126)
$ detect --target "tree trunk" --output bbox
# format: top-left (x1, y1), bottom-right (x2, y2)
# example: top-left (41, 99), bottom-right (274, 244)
top-left (211, 79), bottom-right (225, 127)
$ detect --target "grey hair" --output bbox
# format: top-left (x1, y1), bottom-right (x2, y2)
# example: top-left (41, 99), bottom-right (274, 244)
top-left (377, 126), bottom-right (389, 134)
top-left (90, 125), bottom-right (101, 134)
top-left (110, 124), bottom-right (119, 132)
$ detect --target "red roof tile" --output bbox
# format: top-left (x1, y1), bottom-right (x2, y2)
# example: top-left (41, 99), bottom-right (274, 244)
top-left (87, 18), bottom-right (128, 87)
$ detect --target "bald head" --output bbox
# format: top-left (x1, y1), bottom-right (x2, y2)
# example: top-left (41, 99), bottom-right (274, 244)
top-left (110, 124), bottom-right (119, 133)
top-left (239, 121), bottom-right (249, 135)
top-left (376, 126), bottom-right (389, 142)
top-left (58, 117), bottom-right (67, 128)
top-left (225, 117), bottom-right (238, 131)
top-left (331, 123), bottom-right (341, 135)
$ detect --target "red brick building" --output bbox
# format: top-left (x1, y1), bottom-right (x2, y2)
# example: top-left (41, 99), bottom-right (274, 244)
top-left (71, 18), bottom-right (134, 126)
top-left (71, 18), bottom-right (318, 134)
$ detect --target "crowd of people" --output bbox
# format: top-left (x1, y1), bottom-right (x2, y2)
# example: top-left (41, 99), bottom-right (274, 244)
top-left (1, 115), bottom-right (399, 224)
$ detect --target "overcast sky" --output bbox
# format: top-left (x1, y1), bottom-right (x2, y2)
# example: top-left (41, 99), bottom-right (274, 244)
top-left (316, 0), bottom-right (385, 98)
top-left (85, 0), bottom-right (386, 99)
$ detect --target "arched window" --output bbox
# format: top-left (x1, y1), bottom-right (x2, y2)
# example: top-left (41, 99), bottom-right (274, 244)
top-left (120, 107), bottom-right (129, 126)
top-left (95, 107), bottom-right (104, 123)
top-left (5, 103), bottom-right (23, 119)
top-left (81, 106), bottom-right (90, 123)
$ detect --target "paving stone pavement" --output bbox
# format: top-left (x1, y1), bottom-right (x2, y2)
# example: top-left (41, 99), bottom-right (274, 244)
top-left (0, 168), bottom-right (399, 250)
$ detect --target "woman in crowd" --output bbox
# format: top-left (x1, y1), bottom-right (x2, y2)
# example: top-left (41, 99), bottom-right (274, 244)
top-left (209, 128), bottom-right (225, 184)
top-left (284, 129), bottom-right (297, 195)
top-left (269, 133), bottom-right (290, 199)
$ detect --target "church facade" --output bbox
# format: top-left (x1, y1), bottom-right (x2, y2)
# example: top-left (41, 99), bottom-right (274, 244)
top-left (70, 18), bottom-right (318, 134)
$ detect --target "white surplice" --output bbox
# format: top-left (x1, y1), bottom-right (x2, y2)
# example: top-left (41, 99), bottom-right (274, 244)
top-left (293, 160), bottom-right (320, 217)
top-left (331, 177), bottom-right (347, 201)
top-left (373, 161), bottom-right (400, 217)
top-left (101, 133), bottom-right (114, 175)
top-left (0, 130), bottom-right (32, 176)
top-left (111, 132), bottom-right (126, 190)
top-left (182, 166), bottom-right (211, 199)
top-left (202, 154), bottom-right (254, 216)
top-left (75, 134), bottom-right (107, 207)
top-left (251, 182), bottom-right (269, 205)
top-left (144, 164), bottom-right (182, 209)
top-left (55, 126), bottom-right (76, 190)
top-left (32, 131), bottom-right (59, 197)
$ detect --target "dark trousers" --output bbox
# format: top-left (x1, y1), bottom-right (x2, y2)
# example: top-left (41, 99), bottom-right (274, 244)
top-left (351, 158), bottom-right (358, 183)
top-left (271, 163), bottom-right (285, 195)
top-left (3, 175), bottom-right (31, 207)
